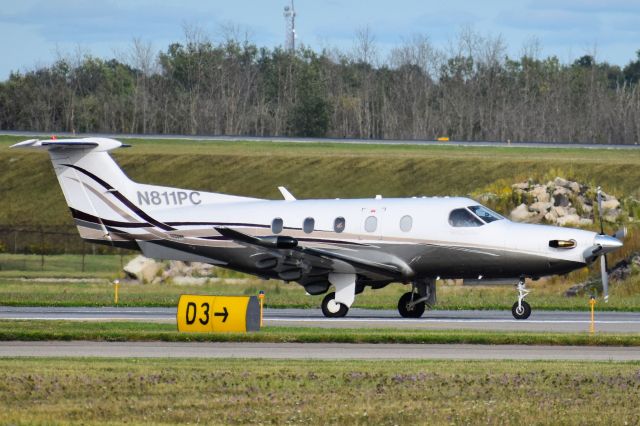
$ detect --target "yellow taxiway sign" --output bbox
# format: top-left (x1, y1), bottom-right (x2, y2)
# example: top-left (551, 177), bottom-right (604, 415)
top-left (177, 295), bottom-right (261, 332)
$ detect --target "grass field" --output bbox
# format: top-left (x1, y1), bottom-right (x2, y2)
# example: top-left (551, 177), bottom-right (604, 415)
top-left (3, 134), bottom-right (640, 228)
top-left (1, 320), bottom-right (639, 346)
top-left (1, 358), bottom-right (639, 424)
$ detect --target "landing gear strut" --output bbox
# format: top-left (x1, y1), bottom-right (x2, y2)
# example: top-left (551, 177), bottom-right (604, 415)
top-left (398, 279), bottom-right (435, 318)
top-left (511, 277), bottom-right (531, 320)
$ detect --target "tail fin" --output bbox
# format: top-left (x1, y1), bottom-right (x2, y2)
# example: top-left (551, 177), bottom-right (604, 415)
top-left (12, 137), bottom-right (258, 247)
top-left (12, 138), bottom-right (145, 246)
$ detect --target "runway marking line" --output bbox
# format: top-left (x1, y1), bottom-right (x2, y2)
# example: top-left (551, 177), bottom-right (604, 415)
top-left (266, 318), bottom-right (640, 324)
top-left (3, 316), bottom-right (640, 325)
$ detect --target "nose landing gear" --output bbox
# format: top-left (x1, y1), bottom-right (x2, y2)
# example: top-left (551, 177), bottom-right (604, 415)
top-left (512, 277), bottom-right (531, 320)
top-left (321, 292), bottom-right (349, 318)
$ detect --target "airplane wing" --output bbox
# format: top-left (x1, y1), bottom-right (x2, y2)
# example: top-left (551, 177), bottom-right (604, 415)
top-left (214, 227), bottom-right (406, 289)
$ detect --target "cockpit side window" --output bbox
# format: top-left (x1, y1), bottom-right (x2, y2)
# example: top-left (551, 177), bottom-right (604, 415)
top-left (449, 208), bottom-right (484, 227)
top-left (467, 205), bottom-right (503, 223)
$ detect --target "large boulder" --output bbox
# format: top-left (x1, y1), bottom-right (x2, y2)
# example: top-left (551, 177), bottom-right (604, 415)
top-left (512, 182), bottom-right (530, 191)
top-left (530, 201), bottom-right (553, 213)
top-left (601, 198), bottom-right (620, 210)
top-left (556, 214), bottom-right (581, 226)
top-left (124, 255), bottom-right (161, 283)
top-left (603, 209), bottom-right (622, 223)
top-left (552, 191), bottom-right (570, 207)
top-left (530, 185), bottom-right (550, 203)
top-left (510, 203), bottom-right (536, 222)
top-left (553, 177), bottom-right (569, 187)
top-left (552, 206), bottom-right (567, 217)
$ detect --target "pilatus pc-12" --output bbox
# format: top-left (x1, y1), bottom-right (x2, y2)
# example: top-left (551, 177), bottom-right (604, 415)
top-left (13, 137), bottom-right (625, 319)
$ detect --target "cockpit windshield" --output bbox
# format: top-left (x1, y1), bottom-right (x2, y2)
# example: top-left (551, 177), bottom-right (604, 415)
top-left (467, 205), bottom-right (504, 223)
top-left (448, 208), bottom-right (484, 227)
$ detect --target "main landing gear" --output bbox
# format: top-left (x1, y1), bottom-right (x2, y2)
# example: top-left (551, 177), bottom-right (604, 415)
top-left (511, 277), bottom-right (531, 320)
top-left (398, 279), bottom-right (435, 318)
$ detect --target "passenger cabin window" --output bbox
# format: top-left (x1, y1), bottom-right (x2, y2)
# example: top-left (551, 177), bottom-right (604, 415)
top-left (364, 215), bottom-right (378, 232)
top-left (334, 217), bottom-right (346, 233)
top-left (303, 217), bottom-right (315, 234)
top-left (467, 205), bottom-right (503, 223)
top-left (399, 215), bottom-right (413, 232)
top-left (271, 218), bottom-right (283, 234)
top-left (448, 208), bottom-right (483, 227)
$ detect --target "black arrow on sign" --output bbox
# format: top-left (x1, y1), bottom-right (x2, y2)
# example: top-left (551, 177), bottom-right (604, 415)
top-left (214, 306), bottom-right (229, 323)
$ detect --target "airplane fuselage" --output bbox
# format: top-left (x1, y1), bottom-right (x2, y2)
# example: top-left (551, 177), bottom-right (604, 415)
top-left (110, 196), bottom-right (598, 282)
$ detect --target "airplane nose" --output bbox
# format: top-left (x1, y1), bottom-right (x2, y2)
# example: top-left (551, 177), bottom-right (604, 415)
top-left (594, 234), bottom-right (623, 252)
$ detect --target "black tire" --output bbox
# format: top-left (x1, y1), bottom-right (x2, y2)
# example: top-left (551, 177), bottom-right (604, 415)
top-left (511, 300), bottom-right (531, 320)
top-left (321, 292), bottom-right (349, 318)
top-left (398, 292), bottom-right (426, 318)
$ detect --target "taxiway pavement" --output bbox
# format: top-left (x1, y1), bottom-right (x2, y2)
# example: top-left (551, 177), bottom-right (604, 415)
top-left (1, 306), bottom-right (639, 333)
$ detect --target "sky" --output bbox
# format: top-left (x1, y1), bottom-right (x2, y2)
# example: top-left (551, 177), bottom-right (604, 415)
top-left (1, 0), bottom-right (639, 79)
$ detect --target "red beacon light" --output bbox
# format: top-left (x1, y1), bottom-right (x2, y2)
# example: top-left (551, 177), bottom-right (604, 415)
top-left (51, 135), bottom-right (57, 140)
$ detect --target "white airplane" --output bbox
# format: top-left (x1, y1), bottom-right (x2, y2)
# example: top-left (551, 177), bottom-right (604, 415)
top-left (13, 137), bottom-right (625, 319)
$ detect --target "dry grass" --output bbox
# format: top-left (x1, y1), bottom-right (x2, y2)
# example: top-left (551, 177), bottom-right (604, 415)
top-left (0, 358), bottom-right (639, 425)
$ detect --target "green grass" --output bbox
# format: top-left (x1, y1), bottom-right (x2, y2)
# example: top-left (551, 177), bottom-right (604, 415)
top-left (3, 134), bottom-right (640, 228)
top-left (1, 320), bottom-right (639, 346)
top-left (1, 358), bottom-right (639, 424)
top-left (2, 272), bottom-right (640, 311)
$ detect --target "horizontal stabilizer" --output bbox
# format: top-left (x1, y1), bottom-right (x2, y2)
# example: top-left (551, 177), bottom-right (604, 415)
top-left (137, 241), bottom-right (227, 265)
top-left (11, 137), bottom-right (129, 152)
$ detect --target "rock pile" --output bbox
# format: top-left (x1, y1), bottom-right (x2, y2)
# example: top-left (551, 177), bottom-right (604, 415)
top-left (509, 177), bottom-right (621, 226)
top-left (123, 255), bottom-right (216, 284)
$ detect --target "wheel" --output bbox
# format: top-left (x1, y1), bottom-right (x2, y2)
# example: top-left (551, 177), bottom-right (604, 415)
top-left (398, 292), bottom-right (426, 318)
top-left (511, 300), bottom-right (531, 320)
top-left (321, 292), bottom-right (349, 318)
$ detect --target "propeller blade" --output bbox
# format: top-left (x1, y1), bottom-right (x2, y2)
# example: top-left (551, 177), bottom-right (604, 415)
top-left (613, 226), bottom-right (627, 241)
top-left (597, 187), bottom-right (604, 235)
top-left (600, 254), bottom-right (609, 303)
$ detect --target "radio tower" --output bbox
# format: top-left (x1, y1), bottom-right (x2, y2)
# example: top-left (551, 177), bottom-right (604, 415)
top-left (283, 0), bottom-right (296, 52)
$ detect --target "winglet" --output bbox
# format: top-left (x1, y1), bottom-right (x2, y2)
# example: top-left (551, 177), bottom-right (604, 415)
top-left (278, 186), bottom-right (296, 201)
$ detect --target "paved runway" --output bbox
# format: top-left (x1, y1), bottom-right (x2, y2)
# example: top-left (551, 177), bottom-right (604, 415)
top-left (1, 341), bottom-right (639, 360)
top-left (4, 131), bottom-right (639, 150)
top-left (2, 306), bottom-right (639, 333)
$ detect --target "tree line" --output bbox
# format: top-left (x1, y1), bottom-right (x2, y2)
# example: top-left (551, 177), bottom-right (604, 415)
top-left (2, 29), bottom-right (640, 143)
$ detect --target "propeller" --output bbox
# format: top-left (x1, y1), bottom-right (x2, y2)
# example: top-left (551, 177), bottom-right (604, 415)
top-left (596, 187), bottom-right (626, 302)
top-left (596, 187), bottom-right (608, 302)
